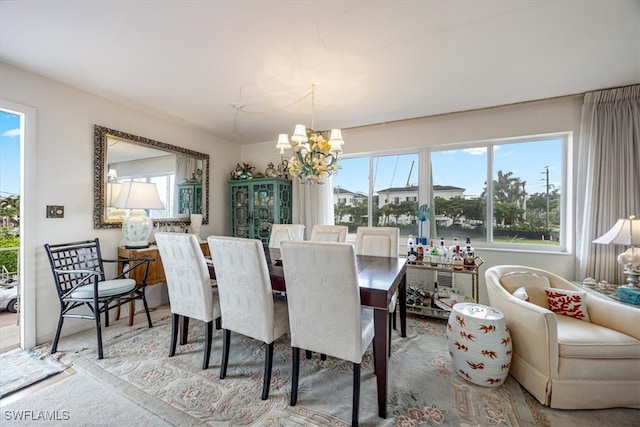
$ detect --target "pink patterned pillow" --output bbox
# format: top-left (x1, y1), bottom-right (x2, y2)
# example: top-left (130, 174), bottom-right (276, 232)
top-left (544, 287), bottom-right (590, 321)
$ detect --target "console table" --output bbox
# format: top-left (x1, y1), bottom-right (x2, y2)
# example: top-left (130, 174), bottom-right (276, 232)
top-left (117, 241), bottom-right (211, 324)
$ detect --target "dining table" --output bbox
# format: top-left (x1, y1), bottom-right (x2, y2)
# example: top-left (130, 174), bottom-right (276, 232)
top-left (200, 246), bottom-right (407, 419)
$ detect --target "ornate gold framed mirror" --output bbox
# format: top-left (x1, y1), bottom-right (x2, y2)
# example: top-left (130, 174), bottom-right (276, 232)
top-left (93, 125), bottom-right (209, 229)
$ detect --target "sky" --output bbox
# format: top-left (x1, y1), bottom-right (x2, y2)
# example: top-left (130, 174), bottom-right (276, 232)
top-left (333, 138), bottom-right (562, 198)
top-left (0, 110), bottom-right (21, 198)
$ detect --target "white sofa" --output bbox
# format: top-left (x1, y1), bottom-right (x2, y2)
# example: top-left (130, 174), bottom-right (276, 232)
top-left (485, 265), bottom-right (640, 409)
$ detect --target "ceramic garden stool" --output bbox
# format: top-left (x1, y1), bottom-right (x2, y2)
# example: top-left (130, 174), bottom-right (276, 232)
top-left (446, 302), bottom-right (512, 387)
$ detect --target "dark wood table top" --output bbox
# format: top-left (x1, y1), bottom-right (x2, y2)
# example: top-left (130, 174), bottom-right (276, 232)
top-left (247, 247), bottom-right (406, 309)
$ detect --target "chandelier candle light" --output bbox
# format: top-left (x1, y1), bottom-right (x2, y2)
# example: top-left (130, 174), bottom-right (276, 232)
top-left (275, 85), bottom-right (344, 184)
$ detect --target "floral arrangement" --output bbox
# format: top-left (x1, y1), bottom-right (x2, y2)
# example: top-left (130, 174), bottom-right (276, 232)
top-left (287, 130), bottom-right (338, 184)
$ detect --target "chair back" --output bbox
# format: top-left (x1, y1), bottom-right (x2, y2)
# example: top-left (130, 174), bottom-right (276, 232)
top-left (44, 239), bottom-right (106, 299)
top-left (268, 224), bottom-right (305, 248)
top-left (281, 241), bottom-right (365, 363)
top-left (155, 233), bottom-right (218, 322)
top-left (207, 236), bottom-right (279, 343)
top-left (310, 224), bottom-right (348, 243)
top-left (355, 227), bottom-right (399, 258)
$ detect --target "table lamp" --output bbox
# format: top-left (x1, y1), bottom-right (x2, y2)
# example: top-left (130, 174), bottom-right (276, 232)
top-left (113, 181), bottom-right (165, 248)
top-left (593, 215), bottom-right (640, 288)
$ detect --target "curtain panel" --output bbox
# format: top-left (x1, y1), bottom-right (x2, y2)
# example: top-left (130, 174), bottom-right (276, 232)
top-left (292, 176), bottom-right (335, 239)
top-left (576, 84), bottom-right (640, 284)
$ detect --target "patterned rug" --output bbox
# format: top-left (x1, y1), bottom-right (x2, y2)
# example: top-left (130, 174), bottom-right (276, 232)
top-left (56, 313), bottom-right (536, 426)
top-left (0, 348), bottom-right (62, 398)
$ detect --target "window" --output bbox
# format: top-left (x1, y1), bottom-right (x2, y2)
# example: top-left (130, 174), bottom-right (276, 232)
top-left (430, 134), bottom-right (568, 251)
top-left (333, 152), bottom-right (420, 242)
top-left (334, 133), bottom-right (569, 252)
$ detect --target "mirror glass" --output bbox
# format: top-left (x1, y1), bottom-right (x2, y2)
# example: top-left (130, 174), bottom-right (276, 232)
top-left (94, 125), bottom-right (209, 229)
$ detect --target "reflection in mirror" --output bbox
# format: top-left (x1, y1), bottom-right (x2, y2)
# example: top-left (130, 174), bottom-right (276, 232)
top-left (94, 125), bottom-right (209, 229)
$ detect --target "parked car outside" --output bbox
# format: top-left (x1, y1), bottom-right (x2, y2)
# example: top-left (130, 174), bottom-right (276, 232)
top-left (0, 284), bottom-right (18, 313)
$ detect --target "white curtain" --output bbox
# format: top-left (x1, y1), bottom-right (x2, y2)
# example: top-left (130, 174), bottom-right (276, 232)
top-left (292, 176), bottom-right (335, 239)
top-left (575, 85), bottom-right (640, 284)
top-left (176, 154), bottom-right (198, 184)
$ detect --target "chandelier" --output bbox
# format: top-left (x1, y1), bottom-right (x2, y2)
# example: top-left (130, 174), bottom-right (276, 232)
top-left (275, 85), bottom-right (344, 184)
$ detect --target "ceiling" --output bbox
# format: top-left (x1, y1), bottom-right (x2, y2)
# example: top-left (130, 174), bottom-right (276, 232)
top-left (1, 1), bottom-right (638, 146)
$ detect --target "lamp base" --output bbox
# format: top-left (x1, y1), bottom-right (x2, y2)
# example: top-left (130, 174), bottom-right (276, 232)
top-left (122, 209), bottom-right (154, 249)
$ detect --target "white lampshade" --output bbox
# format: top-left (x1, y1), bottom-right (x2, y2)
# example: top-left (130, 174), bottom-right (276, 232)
top-left (106, 182), bottom-right (122, 207)
top-left (291, 124), bottom-right (308, 143)
top-left (113, 181), bottom-right (165, 210)
top-left (113, 181), bottom-right (165, 249)
top-left (107, 168), bottom-right (118, 182)
top-left (328, 128), bottom-right (344, 153)
top-left (593, 216), bottom-right (640, 245)
top-left (275, 133), bottom-right (291, 154)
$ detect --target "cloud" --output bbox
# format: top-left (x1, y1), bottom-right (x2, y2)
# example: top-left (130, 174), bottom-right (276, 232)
top-left (1, 128), bottom-right (20, 137)
top-left (462, 147), bottom-right (487, 156)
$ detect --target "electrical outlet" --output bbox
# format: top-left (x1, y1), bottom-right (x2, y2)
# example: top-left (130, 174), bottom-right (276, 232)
top-left (46, 205), bottom-right (64, 218)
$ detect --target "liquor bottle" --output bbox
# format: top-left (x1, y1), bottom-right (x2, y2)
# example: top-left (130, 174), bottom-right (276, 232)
top-left (431, 281), bottom-right (439, 308)
top-left (416, 237), bottom-right (424, 264)
top-left (452, 245), bottom-right (464, 271)
top-left (449, 236), bottom-right (459, 258)
top-left (438, 237), bottom-right (449, 267)
top-left (429, 240), bottom-right (439, 267)
top-left (407, 235), bottom-right (416, 264)
top-left (464, 236), bottom-right (476, 270)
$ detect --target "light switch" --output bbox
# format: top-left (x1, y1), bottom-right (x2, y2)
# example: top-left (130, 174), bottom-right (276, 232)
top-left (46, 205), bottom-right (64, 218)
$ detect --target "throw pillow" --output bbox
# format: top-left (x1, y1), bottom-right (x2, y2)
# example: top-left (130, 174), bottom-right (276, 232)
top-left (544, 287), bottom-right (590, 321)
top-left (500, 272), bottom-right (550, 308)
top-left (512, 287), bottom-right (530, 302)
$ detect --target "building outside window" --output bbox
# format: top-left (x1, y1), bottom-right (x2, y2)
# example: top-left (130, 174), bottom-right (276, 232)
top-left (333, 132), bottom-right (568, 251)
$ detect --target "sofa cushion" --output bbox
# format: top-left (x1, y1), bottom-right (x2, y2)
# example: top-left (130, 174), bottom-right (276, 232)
top-left (512, 286), bottom-right (530, 302)
top-left (556, 315), bottom-right (640, 358)
top-left (500, 271), bottom-right (550, 308)
top-left (545, 287), bottom-right (590, 321)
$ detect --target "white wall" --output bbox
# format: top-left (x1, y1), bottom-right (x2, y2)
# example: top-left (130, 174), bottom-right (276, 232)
top-left (242, 95), bottom-right (584, 304)
top-left (1, 62), bottom-right (240, 345)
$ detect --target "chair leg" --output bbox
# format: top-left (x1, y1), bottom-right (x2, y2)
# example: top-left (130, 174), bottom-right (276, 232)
top-left (291, 347), bottom-right (300, 406)
top-left (305, 350), bottom-right (312, 359)
top-left (352, 363), bottom-right (361, 427)
top-left (262, 342), bottom-right (274, 400)
top-left (321, 354), bottom-right (327, 361)
top-left (169, 314), bottom-right (179, 357)
top-left (220, 329), bottom-right (231, 379)
top-left (215, 317), bottom-right (221, 330)
top-left (392, 309), bottom-right (397, 330)
top-left (141, 288), bottom-right (153, 328)
top-left (95, 308), bottom-right (104, 360)
top-left (51, 314), bottom-right (65, 354)
top-left (203, 320), bottom-right (214, 370)
top-left (180, 316), bottom-right (190, 345)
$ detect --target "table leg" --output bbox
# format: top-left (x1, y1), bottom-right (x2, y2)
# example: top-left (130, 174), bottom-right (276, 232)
top-left (373, 308), bottom-right (388, 418)
top-left (399, 273), bottom-right (407, 338)
top-left (128, 299), bottom-right (135, 326)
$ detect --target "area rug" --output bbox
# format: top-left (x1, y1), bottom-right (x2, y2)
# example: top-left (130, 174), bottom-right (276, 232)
top-left (58, 314), bottom-right (536, 426)
top-left (0, 348), bottom-right (62, 398)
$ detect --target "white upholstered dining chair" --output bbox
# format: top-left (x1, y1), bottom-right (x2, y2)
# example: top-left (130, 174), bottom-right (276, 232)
top-left (310, 224), bottom-right (348, 243)
top-left (268, 223), bottom-right (305, 248)
top-left (280, 240), bottom-right (377, 427)
top-left (355, 226), bottom-right (399, 356)
top-left (207, 235), bottom-right (290, 400)
top-left (155, 232), bottom-right (221, 370)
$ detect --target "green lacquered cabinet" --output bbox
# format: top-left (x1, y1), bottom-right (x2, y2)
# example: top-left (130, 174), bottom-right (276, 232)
top-left (178, 182), bottom-right (203, 215)
top-left (228, 178), bottom-right (292, 245)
